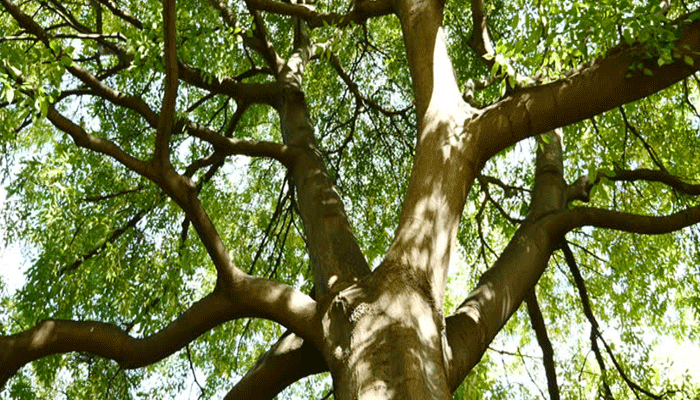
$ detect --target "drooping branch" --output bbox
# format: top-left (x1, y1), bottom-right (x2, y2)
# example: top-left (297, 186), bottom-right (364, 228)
top-left (328, 53), bottom-right (409, 117)
top-left (477, 15), bottom-right (700, 161)
top-left (58, 207), bottom-right (150, 276)
top-left (525, 290), bottom-right (561, 400)
top-left (562, 243), bottom-right (664, 399)
top-left (618, 106), bottom-right (667, 172)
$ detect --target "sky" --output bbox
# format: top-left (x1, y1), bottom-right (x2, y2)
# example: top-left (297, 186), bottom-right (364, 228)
top-left (0, 185), bottom-right (26, 296)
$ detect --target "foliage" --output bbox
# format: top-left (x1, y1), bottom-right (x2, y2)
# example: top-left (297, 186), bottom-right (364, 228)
top-left (1, 0), bottom-right (700, 399)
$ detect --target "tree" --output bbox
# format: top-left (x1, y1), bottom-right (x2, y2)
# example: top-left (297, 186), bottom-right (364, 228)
top-left (1, 0), bottom-right (700, 398)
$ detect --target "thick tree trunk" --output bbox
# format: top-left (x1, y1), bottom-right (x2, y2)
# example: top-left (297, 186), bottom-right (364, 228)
top-left (320, 268), bottom-right (452, 400)
top-left (318, 0), bottom-right (471, 397)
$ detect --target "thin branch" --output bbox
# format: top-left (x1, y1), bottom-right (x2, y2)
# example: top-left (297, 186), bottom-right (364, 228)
top-left (94, 0), bottom-right (143, 29)
top-left (0, 32), bottom-right (125, 42)
top-left (562, 242), bottom-right (613, 398)
top-left (58, 207), bottom-right (150, 276)
top-left (328, 53), bottom-right (410, 117)
top-left (184, 120), bottom-right (298, 167)
top-left (607, 167), bottom-right (700, 195)
top-left (81, 186), bottom-right (144, 202)
top-left (47, 105), bottom-right (152, 179)
top-left (525, 290), bottom-right (561, 400)
top-left (185, 344), bottom-right (206, 398)
top-left (477, 176), bottom-right (525, 224)
top-left (618, 107), bottom-right (666, 172)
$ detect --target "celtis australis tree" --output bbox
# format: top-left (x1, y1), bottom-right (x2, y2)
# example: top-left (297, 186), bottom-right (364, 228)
top-left (1, 0), bottom-right (700, 398)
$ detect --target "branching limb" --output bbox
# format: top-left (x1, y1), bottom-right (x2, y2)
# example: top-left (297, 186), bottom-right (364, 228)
top-left (477, 175), bottom-right (525, 224)
top-left (245, 3), bottom-right (285, 75)
top-left (1, 0), bottom-right (158, 126)
top-left (525, 290), bottom-right (561, 400)
top-left (0, 276), bottom-right (321, 390)
top-left (446, 131), bottom-right (566, 388)
top-left (178, 61), bottom-right (282, 106)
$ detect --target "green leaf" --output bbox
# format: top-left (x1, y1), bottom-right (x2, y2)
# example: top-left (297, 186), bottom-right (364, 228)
top-left (5, 87), bottom-right (14, 103)
top-left (59, 55), bottom-right (73, 67)
top-left (684, 55), bottom-right (694, 66)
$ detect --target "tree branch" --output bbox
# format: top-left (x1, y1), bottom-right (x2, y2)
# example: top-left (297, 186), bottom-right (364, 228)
top-left (554, 204), bottom-right (700, 237)
top-left (94, 0), bottom-right (144, 29)
top-left (1, 0), bottom-right (159, 127)
top-left (183, 120), bottom-right (298, 167)
top-left (224, 331), bottom-right (327, 400)
top-left (58, 207), bottom-right (150, 276)
top-left (467, 0), bottom-right (495, 64)
top-left (0, 277), bottom-right (321, 390)
top-left (328, 52), bottom-right (409, 116)
top-left (0, 292), bottom-right (235, 388)
top-left (477, 15), bottom-right (700, 162)
top-left (445, 131), bottom-right (566, 388)
top-left (47, 105), bottom-right (153, 179)
top-left (178, 61), bottom-right (281, 106)
top-left (525, 290), bottom-right (561, 400)
top-left (608, 167), bottom-right (700, 195)
top-left (154, 0), bottom-right (178, 169)
top-left (246, 0), bottom-right (393, 29)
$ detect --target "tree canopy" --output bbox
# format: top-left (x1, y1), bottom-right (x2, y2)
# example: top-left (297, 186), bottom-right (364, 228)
top-left (1, 0), bottom-right (699, 399)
